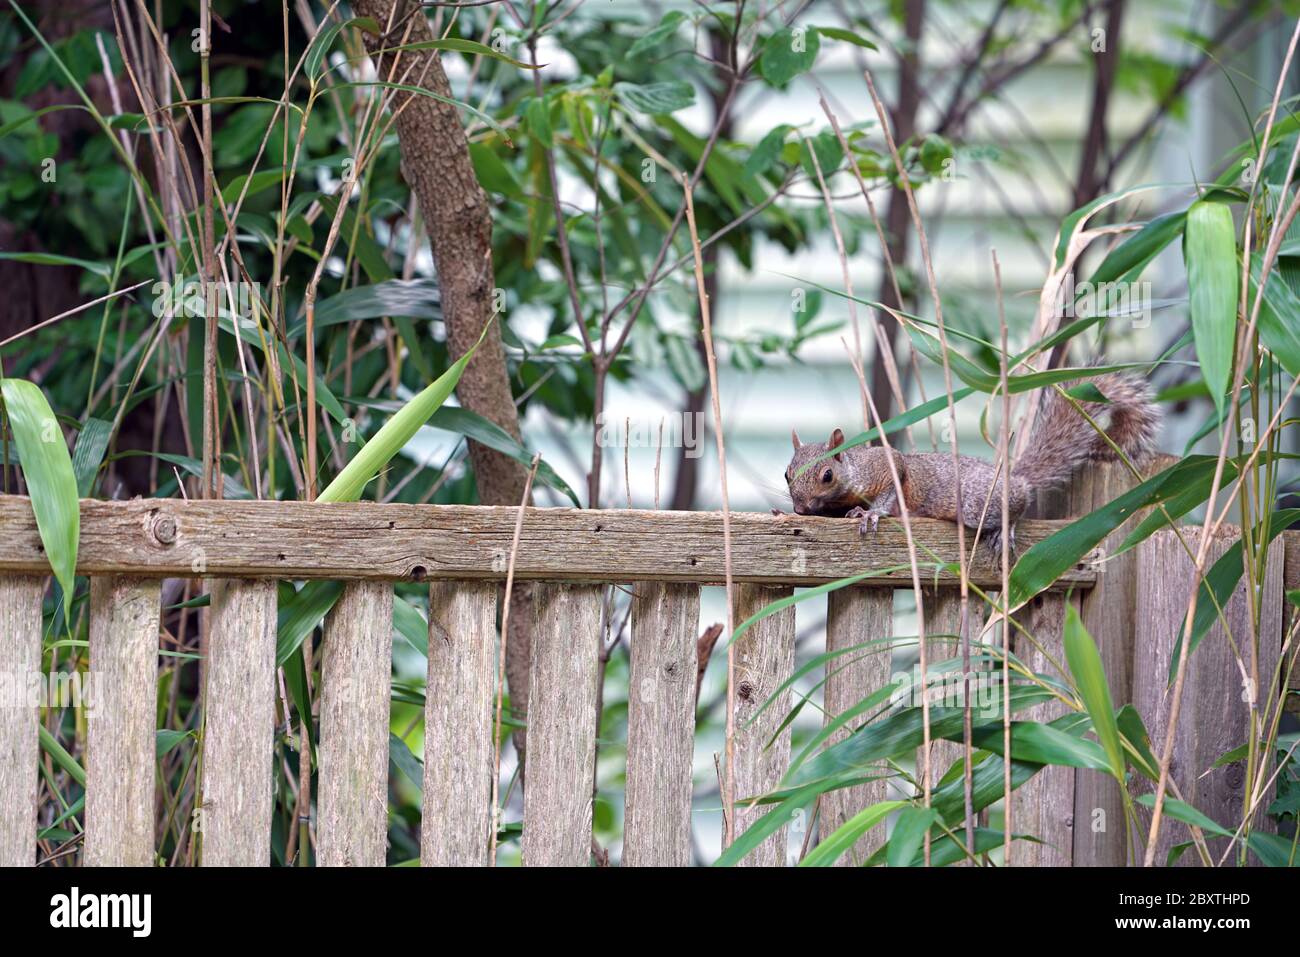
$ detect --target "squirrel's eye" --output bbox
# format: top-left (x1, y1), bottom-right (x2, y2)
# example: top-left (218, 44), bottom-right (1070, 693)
top-left (785, 469), bottom-right (792, 482)
top-left (821, 468), bottom-right (833, 483)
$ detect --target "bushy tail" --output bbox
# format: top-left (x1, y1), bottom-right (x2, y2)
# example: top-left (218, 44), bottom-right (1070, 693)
top-left (1013, 371), bottom-right (1161, 490)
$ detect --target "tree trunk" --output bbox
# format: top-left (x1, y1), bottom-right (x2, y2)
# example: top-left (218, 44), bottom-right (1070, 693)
top-left (351, 0), bottom-right (535, 764)
top-left (869, 0), bottom-right (926, 425)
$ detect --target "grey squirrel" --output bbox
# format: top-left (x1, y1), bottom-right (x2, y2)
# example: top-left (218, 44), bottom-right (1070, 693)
top-left (783, 371), bottom-right (1161, 553)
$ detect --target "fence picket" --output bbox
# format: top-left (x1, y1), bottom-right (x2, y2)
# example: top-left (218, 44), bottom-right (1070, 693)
top-left (624, 582), bottom-right (699, 866)
top-left (822, 587), bottom-right (893, 865)
top-left (84, 577), bottom-right (161, 866)
top-left (202, 579), bottom-right (277, 866)
top-left (522, 584), bottom-right (603, 866)
top-left (731, 584), bottom-right (796, 866)
top-left (1133, 528), bottom-right (1284, 866)
top-left (423, 581), bottom-right (497, 866)
top-left (319, 581), bottom-right (393, 866)
top-left (0, 576), bottom-right (43, 866)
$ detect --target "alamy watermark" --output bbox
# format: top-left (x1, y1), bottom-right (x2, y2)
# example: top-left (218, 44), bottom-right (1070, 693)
top-left (1053, 272), bottom-right (1153, 328)
top-left (151, 276), bottom-right (264, 320)
top-left (595, 411), bottom-right (705, 459)
top-left (0, 670), bottom-right (98, 711)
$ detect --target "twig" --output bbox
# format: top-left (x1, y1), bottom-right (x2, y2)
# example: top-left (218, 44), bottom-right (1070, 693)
top-left (489, 452), bottom-right (541, 865)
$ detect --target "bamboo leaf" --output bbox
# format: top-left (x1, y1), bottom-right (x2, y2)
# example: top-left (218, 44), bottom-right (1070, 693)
top-left (318, 320), bottom-right (489, 503)
top-left (1, 379), bottom-right (79, 615)
top-left (801, 800), bottom-right (906, 867)
top-left (1063, 606), bottom-right (1124, 781)
top-left (1184, 201), bottom-right (1239, 416)
top-left (887, 807), bottom-right (938, 867)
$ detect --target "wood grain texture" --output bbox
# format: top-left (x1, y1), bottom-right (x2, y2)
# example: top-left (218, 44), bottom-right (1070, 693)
top-left (624, 583), bottom-right (699, 867)
top-left (0, 496), bottom-right (1093, 588)
top-left (84, 577), bottom-right (160, 867)
top-left (920, 588), bottom-right (965, 800)
top-left (319, 581), bottom-right (393, 867)
top-left (1055, 459), bottom-right (1155, 866)
top-left (731, 584), bottom-right (796, 867)
top-left (423, 581), bottom-right (497, 866)
top-left (201, 579), bottom-right (277, 866)
top-left (822, 587), bottom-right (893, 865)
top-left (521, 584), bottom-right (603, 866)
top-left (1133, 528), bottom-right (1284, 866)
top-left (0, 576), bottom-right (43, 866)
top-left (1009, 593), bottom-right (1076, 866)
top-left (1284, 530), bottom-right (1300, 708)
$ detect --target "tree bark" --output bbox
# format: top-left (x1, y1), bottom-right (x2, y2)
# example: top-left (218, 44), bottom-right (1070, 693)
top-left (869, 0), bottom-right (926, 425)
top-left (351, 0), bottom-right (534, 762)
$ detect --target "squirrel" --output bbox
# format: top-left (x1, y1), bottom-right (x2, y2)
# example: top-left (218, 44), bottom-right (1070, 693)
top-left (783, 371), bottom-right (1161, 554)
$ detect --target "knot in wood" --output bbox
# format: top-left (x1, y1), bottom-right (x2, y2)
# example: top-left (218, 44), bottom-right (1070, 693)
top-left (150, 513), bottom-right (178, 546)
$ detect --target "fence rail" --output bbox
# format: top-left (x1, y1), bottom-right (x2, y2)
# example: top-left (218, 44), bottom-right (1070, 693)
top-left (0, 477), bottom-right (1294, 867)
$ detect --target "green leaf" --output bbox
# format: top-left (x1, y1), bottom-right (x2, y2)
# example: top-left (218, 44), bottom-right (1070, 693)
top-left (887, 807), bottom-right (938, 867)
top-left (469, 142), bottom-right (524, 197)
top-left (1063, 606), bottom-right (1124, 781)
top-left (759, 27), bottom-right (820, 87)
top-left (1250, 253), bottom-right (1300, 377)
top-left (318, 319), bottom-right (490, 503)
top-left (525, 96), bottom-right (552, 147)
top-left (0, 251), bottom-right (111, 280)
top-left (1117, 704), bottom-right (1160, 779)
top-left (289, 278), bottom-right (442, 339)
top-left (713, 781), bottom-right (823, 867)
top-left (394, 595), bottom-right (428, 656)
top-left (799, 131), bottom-right (841, 181)
top-left (1135, 793), bottom-right (1233, 838)
top-left (275, 580), bottom-right (344, 668)
top-left (427, 406), bottom-right (580, 506)
top-left (1184, 201), bottom-right (1239, 416)
top-left (305, 17), bottom-right (379, 79)
top-left (71, 417), bottom-right (112, 497)
top-left (627, 11), bottom-right (689, 57)
top-left (966, 720), bottom-right (1113, 772)
top-left (614, 81), bottom-right (696, 114)
top-left (156, 728), bottom-right (193, 758)
top-left (801, 800), bottom-right (906, 866)
top-left (390, 732), bottom-right (424, 792)
top-left (743, 124), bottom-right (794, 178)
top-left (1, 380), bottom-right (79, 616)
top-left (813, 26), bottom-right (878, 50)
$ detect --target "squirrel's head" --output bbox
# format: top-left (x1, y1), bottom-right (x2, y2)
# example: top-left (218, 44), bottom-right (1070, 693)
top-left (785, 428), bottom-right (856, 516)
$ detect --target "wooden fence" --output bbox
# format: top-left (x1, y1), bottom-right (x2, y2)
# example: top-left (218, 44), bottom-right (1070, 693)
top-left (0, 459), bottom-right (1295, 867)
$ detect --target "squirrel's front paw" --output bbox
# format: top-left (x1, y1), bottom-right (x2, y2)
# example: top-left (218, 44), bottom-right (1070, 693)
top-left (845, 506), bottom-right (885, 537)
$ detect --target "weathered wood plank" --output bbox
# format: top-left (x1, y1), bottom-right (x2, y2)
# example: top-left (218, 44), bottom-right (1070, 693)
top-left (1056, 458), bottom-right (1160, 866)
top-left (1133, 528), bottom-right (1284, 866)
top-left (0, 576), bottom-right (43, 866)
top-left (201, 579), bottom-right (277, 866)
top-left (1283, 530), bottom-right (1300, 709)
top-left (624, 582), bottom-right (699, 867)
top-left (423, 581), bottom-right (497, 866)
top-left (731, 584), bottom-right (796, 867)
top-left (0, 496), bottom-right (1093, 588)
top-left (822, 587), bottom-right (893, 865)
top-left (521, 584), bottom-right (603, 866)
top-left (1009, 593), bottom-right (1076, 866)
top-left (319, 581), bottom-right (392, 867)
top-left (84, 577), bottom-right (160, 866)
top-left (920, 588), bottom-right (965, 803)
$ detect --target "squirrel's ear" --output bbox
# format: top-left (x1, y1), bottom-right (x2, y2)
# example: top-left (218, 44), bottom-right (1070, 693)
top-left (791, 429), bottom-right (802, 450)
top-left (829, 428), bottom-right (845, 460)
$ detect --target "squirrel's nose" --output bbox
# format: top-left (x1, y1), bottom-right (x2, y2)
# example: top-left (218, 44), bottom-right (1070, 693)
top-left (793, 503), bottom-right (808, 515)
